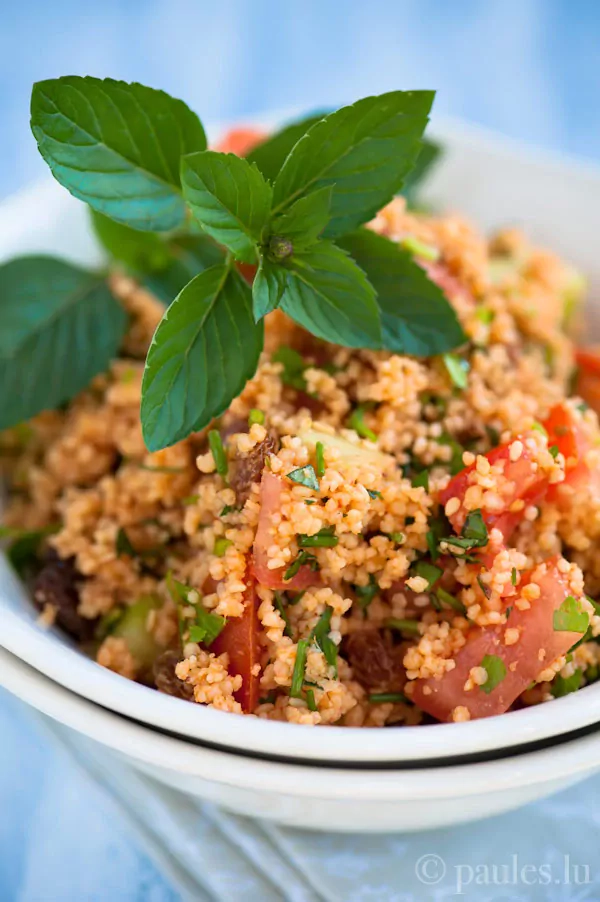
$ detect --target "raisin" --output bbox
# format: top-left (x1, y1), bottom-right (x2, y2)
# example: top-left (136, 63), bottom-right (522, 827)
top-left (344, 630), bottom-right (407, 692)
top-left (230, 433), bottom-right (278, 505)
top-left (33, 550), bottom-right (97, 641)
top-left (153, 650), bottom-right (194, 701)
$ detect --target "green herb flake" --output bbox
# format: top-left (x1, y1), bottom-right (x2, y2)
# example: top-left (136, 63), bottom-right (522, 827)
top-left (369, 692), bottom-right (409, 705)
top-left (116, 527), bottom-right (137, 558)
top-left (287, 465), bottom-right (320, 491)
top-left (305, 688), bottom-right (318, 711)
top-left (531, 421), bottom-right (548, 438)
top-left (272, 346), bottom-right (308, 391)
top-left (274, 592), bottom-right (293, 638)
top-left (553, 596), bottom-right (589, 634)
top-left (214, 537), bottom-right (233, 557)
top-left (183, 494), bottom-right (200, 506)
top-left (290, 638), bottom-right (310, 697)
top-left (388, 531), bottom-right (405, 544)
top-left (551, 669), bottom-right (583, 698)
top-left (436, 587), bottom-right (467, 615)
top-left (348, 405), bottom-right (377, 442)
top-left (411, 560), bottom-right (443, 590)
top-left (443, 353), bottom-right (470, 390)
top-left (208, 430), bottom-right (228, 478)
top-left (220, 504), bottom-right (241, 516)
top-left (445, 509), bottom-right (488, 552)
top-left (477, 575), bottom-right (491, 599)
top-left (166, 570), bottom-right (225, 647)
top-left (505, 606), bottom-right (513, 620)
top-left (297, 526), bottom-right (338, 548)
top-left (475, 307), bottom-right (494, 325)
top-left (480, 654), bottom-right (507, 694)
top-left (549, 444), bottom-right (560, 459)
top-left (385, 617), bottom-right (420, 636)
top-left (315, 441), bottom-right (326, 478)
top-left (511, 567), bottom-right (518, 587)
top-left (284, 550), bottom-right (319, 582)
top-left (367, 488), bottom-right (382, 500)
top-left (412, 470), bottom-right (429, 491)
top-left (355, 575), bottom-right (379, 611)
top-left (400, 235), bottom-right (440, 262)
top-left (311, 607), bottom-right (338, 676)
top-left (138, 462), bottom-right (185, 474)
top-left (248, 408), bottom-right (265, 426)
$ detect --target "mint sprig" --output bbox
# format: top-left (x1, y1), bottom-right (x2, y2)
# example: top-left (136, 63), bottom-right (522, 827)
top-left (0, 78), bottom-right (465, 451)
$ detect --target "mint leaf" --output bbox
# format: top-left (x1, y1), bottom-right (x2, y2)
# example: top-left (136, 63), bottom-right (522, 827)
top-left (402, 138), bottom-right (442, 206)
top-left (245, 112), bottom-right (328, 181)
top-left (31, 77), bottom-right (206, 231)
top-left (338, 229), bottom-right (466, 355)
top-left (141, 263), bottom-right (263, 450)
top-left (252, 257), bottom-right (286, 320)
top-left (181, 151), bottom-right (272, 263)
top-left (90, 210), bottom-right (172, 272)
top-left (270, 185), bottom-right (332, 248)
top-left (272, 91), bottom-right (433, 238)
top-left (0, 256), bottom-right (127, 429)
top-left (144, 233), bottom-right (225, 304)
top-left (279, 242), bottom-right (381, 348)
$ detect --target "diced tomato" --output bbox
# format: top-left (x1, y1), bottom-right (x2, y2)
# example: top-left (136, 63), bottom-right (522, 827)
top-left (412, 557), bottom-right (588, 721)
top-left (572, 347), bottom-right (600, 417)
top-left (211, 574), bottom-right (261, 713)
top-left (439, 433), bottom-right (548, 543)
top-left (214, 127), bottom-right (266, 156)
top-left (544, 402), bottom-right (592, 496)
top-left (252, 471), bottom-right (318, 591)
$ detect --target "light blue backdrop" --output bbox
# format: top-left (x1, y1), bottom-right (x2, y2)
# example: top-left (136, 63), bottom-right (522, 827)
top-left (1, 1), bottom-right (599, 899)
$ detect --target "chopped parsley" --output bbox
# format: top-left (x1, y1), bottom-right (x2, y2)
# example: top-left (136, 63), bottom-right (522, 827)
top-left (311, 607), bottom-right (338, 676)
top-left (208, 430), bottom-right (228, 478)
top-left (511, 567), bottom-right (518, 587)
top-left (287, 464), bottom-right (320, 491)
top-left (369, 692), bottom-right (409, 704)
top-left (298, 526), bottom-right (338, 548)
top-left (290, 638), bottom-right (310, 697)
top-left (220, 504), bottom-right (241, 516)
top-left (213, 537), bottom-right (233, 557)
top-left (505, 606), bottom-right (513, 619)
top-left (315, 441), bottom-right (326, 478)
top-left (284, 550), bottom-right (319, 581)
top-left (385, 617), bottom-right (420, 636)
top-left (367, 488), bottom-right (382, 500)
top-left (553, 596), bottom-right (589, 634)
top-left (0, 523), bottom-right (59, 577)
top-left (116, 527), bottom-right (137, 557)
top-left (437, 432), bottom-right (465, 475)
top-left (426, 513), bottom-right (451, 560)
top-left (551, 669), bottom-right (583, 698)
top-left (444, 509), bottom-right (488, 552)
top-left (411, 560), bottom-right (442, 590)
top-left (355, 575), bottom-right (379, 612)
top-left (272, 346), bottom-right (308, 391)
top-left (443, 353), bottom-right (470, 390)
top-left (387, 531), bottom-right (405, 544)
top-left (138, 462), bottom-right (185, 473)
top-left (549, 444), bottom-right (560, 458)
top-left (248, 408), bottom-right (265, 426)
top-left (183, 494), bottom-right (200, 505)
top-left (531, 420), bottom-right (548, 438)
top-left (348, 404), bottom-right (377, 442)
top-left (166, 571), bottom-right (226, 647)
top-left (476, 574), bottom-right (491, 599)
top-left (273, 592), bottom-right (293, 638)
top-left (480, 654), bottom-right (507, 694)
top-left (305, 688), bottom-right (318, 711)
top-left (475, 307), bottom-right (494, 325)
top-left (412, 470), bottom-right (429, 491)
top-left (436, 587), bottom-right (467, 615)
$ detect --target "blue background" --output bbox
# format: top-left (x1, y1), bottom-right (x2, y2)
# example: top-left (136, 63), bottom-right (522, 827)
top-left (1, 1), bottom-right (599, 899)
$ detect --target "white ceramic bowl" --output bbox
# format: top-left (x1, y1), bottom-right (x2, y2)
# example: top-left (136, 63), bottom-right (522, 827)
top-left (2, 115), bottom-right (600, 825)
top-left (2, 645), bottom-right (599, 832)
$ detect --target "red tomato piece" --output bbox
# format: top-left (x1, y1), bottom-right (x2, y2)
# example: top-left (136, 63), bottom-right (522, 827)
top-left (211, 574), bottom-right (261, 713)
top-left (439, 433), bottom-right (548, 543)
top-left (544, 402), bottom-right (591, 496)
top-left (214, 127), bottom-right (267, 156)
top-left (252, 471), bottom-right (318, 591)
top-left (412, 558), bottom-right (588, 721)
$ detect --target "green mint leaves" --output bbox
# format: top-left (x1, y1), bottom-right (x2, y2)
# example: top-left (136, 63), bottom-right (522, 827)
top-left (31, 76), bottom-right (206, 231)
top-left (181, 152), bottom-right (272, 263)
top-left (271, 91), bottom-right (434, 237)
top-left (141, 263), bottom-right (263, 451)
top-left (0, 256), bottom-right (127, 430)
top-left (0, 77), bottom-right (464, 450)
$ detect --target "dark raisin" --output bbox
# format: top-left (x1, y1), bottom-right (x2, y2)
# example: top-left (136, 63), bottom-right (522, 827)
top-left (344, 630), bottom-right (407, 692)
top-left (230, 433), bottom-right (278, 505)
top-left (33, 550), bottom-right (97, 641)
top-left (153, 650), bottom-right (194, 701)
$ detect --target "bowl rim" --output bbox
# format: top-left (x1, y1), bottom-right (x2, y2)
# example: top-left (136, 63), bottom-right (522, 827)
top-left (3, 561), bottom-right (600, 765)
top-left (2, 645), bottom-right (600, 801)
